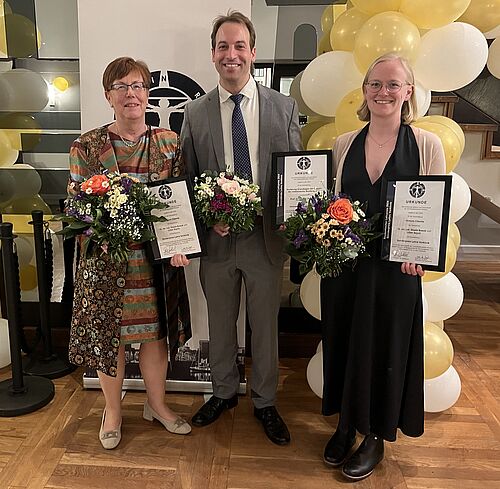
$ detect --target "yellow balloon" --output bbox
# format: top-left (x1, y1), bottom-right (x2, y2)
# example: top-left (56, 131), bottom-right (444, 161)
top-left (418, 115), bottom-right (465, 153)
top-left (317, 32), bottom-right (332, 56)
top-left (19, 264), bottom-right (37, 291)
top-left (330, 8), bottom-right (370, 52)
top-left (423, 240), bottom-right (457, 282)
top-left (400, 0), bottom-right (472, 29)
top-left (321, 5), bottom-right (334, 33)
top-left (334, 88), bottom-right (367, 135)
top-left (0, 113), bottom-right (42, 150)
top-left (449, 222), bottom-right (461, 249)
top-left (0, 129), bottom-right (18, 166)
top-left (301, 119), bottom-right (331, 148)
top-left (351, 0), bottom-right (402, 15)
top-left (412, 120), bottom-right (462, 173)
top-left (424, 322), bottom-right (454, 379)
top-left (458, 0), bottom-right (500, 33)
top-left (353, 11), bottom-right (420, 73)
top-left (2, 194), bottom-right (52, 215)
top-left (307, 122), bottom-right (338, 150)
top-left (3, 13), bottom-right (37, 58)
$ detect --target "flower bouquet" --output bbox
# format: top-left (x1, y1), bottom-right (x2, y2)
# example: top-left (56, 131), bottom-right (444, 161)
top-left (193, 171), bottom-right (263, 233)
top-left (53, 172), bottom-right (166, 262)
top-left (282, 192), bottom-right (381, 278)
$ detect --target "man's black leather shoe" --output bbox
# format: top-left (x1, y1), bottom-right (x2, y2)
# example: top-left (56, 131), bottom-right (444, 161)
top-left (254, 406), bottom-right (290, 445)
top-left (323, 428), bottom-right (356, 467)
top-left (191, 395), bottom-right (238, 427)
top-left (342, 433), bottom-right (384, 481)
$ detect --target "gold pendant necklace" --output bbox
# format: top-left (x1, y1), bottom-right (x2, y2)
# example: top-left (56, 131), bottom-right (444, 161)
top-left (368, 132), bottom-right (397, 148)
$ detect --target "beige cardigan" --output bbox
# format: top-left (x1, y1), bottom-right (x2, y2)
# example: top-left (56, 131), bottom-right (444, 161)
top-left (333, 125), bottom-right (446, 193)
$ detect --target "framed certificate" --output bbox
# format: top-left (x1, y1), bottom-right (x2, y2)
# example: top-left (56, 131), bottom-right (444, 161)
top-left (381, 175), bottom-right (452, 271)
top-left (272, 150), bottom-right (333, 226)
top-left (147, 177), bottom-right (205, 262)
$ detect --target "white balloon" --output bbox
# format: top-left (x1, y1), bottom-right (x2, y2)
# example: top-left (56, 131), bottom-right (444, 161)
top-left (450, 172), bottom-right (471, 223)
top-left (487, 37), bottom-right (500, 79)
top-left (289, 71), bottom-right (319, 117)
top-left (14, 234), bottom-right (34, 267)
top-left (306, 351), bottom-right (323, 398)
top-left (424, 365), bottom-right (461, 412)
top-left (414, 23), bottom-right (489, 92)
top-left (423, 272), bottom-right (464, 322)
top-left (414, 81), bottom-right (432, 118)
top-left (300, 267), bottom-right (321, 320)
top-left (316, 340), bottom-right (322, 354)
top-left (301, 51), bottom-right (363, 117)
top-left (484, 24), bottom-right (500, 39)
top-left (0, 318), bottom-right (11, 368)
top-left (0, 69), bottom-right (49, 112)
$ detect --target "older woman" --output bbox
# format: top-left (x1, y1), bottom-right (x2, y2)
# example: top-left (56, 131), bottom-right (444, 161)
top-left (68, 57), bottom-right (190, 449)
top-left (320, 53), bottom-right (446, 480)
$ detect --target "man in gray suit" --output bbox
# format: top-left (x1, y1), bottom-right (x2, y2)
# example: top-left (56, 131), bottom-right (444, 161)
top-left (178, 11), bottom-right (302, 445)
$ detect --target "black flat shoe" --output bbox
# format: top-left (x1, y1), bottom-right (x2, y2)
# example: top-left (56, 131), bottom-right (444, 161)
top-left (191, 395), bottom-right (238, 427)
top-left (342, 433), bottom-right (384, 481)
top-left (323, 428), bottom-right (356, 467)
top-left (254, 406), bottom-right (290, 445)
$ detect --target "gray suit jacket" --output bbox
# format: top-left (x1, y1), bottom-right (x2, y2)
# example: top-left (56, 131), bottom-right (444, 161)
top-left (181, 82), bottom-right (302, 265)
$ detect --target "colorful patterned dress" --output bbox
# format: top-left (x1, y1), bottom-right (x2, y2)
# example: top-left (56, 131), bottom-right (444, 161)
top-left (67, 125), bottom-right (184, 375)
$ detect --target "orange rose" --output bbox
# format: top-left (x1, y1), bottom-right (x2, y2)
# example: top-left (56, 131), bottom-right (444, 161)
top-left (327, 198), bottom-right (353, 224)
top-left (81, 174), bottom-right (110, 196)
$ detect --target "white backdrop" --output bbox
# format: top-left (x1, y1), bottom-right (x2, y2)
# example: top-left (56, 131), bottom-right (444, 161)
top-left (77, 0), bottom-right (250, 391)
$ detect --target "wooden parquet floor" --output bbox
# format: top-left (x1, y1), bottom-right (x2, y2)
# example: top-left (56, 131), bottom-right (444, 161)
top-left (0, 260), bottom-right (499, 489)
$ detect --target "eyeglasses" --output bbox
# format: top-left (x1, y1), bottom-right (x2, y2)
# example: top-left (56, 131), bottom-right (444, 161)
top-left (109, 82), bottom-right (148, 92)
top-left (364, 80), bottom-right (411, 93)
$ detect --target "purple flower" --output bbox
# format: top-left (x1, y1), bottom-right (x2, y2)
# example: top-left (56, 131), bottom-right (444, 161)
top-left (344, 229), bottom-right (361, 243)
top-left (296, 201), bottom-right (307, 214)
top-left (293, 229), bottom-right (309, 248)
top-left (83, 228), bottom-right (94, 237)
top-left (82, 215), bottom-right (93, 223)
top-left (121, 177), bottom-right (133, 193)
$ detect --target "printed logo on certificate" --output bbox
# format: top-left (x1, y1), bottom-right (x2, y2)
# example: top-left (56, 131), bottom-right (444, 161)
top-left (381, 175), bottom-right (452, 271)
top-left (271, 150), bottom-right (333, 227)
top-left (147, 176), bottom-right (205, 262)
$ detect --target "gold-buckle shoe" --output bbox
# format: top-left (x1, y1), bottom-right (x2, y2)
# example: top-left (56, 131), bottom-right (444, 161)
top-left (143, 400), bottom-right (191, 435)
top-left (99, 410), bottom-right (122, 450)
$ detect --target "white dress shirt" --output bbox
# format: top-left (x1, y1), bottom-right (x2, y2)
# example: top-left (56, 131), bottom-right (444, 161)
top-left (218, 76), bottom-right (260, 187)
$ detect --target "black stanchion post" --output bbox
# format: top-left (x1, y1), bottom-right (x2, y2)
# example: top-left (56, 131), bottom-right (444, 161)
top-left (22, 211), bottom-right (75, 378)
top-left (0, 222), bottom-right (55, 416)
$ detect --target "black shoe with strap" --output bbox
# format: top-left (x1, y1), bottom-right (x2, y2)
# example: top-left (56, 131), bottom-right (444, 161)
top-left (254, 406), bottom-right (290, 445)
top-left (323, 428), bottom-right (356, 467)
top-left (342, 433), bottom-right (384, 481)
top-left (191, 395), bottom-right (238, 427)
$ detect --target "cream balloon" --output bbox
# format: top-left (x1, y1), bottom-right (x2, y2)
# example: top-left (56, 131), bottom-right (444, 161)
top-left (329, 8), bottom-right (370, 52)
top-left (414, 81), bottom-right (432, 119)
top-left (350, 0), bottom-right (402, 16)
top-left (14, 234), bottom-right (34, 267)
top-left (306, 351), bottom-right (323, 398)
top-left (301, 119), bottom-right (331, 148)
top-left (487, 37), bottom-right (500, 79)
top-left (424, 365), bottom-right (461, 412)
top-left (424, 322), bottom-right (454, 379)
top-left (423, 240), bottom-right (457, 283)
top-left (400, 0), bottom-right (471, 29)
top-left (353, 11), bottom-right (421, 73)
top-left (423, 272), bottom-right (464, 322)
top-left (414, 23), bottom-right (489, 92)
top-left (0, 69), bottom-right (49, 112)
top-left (316, 341), bottom-right (322, 354)
top-left (458, 0), bottom-right (500, 33)
top-left (0, 318), bottom-right (11, 368)
top-left (449, 222), bottom-right (461, 249)
top-left (301, 51), bottom-right (363, 117)
top-left (418, 115), bottom-right (466, 153)
top-left (422, 290), bottom-right (428, 323)
top-left (334, 88), bottom-right (366, 135)
top-left (484, 24), bottom-right (500, 39)
top-left (321, 5), bottom-right (334, 33)
top-left (300, 267), bottom-right (321, 320)
top-left (317, 32), bottom-right (332, 56)
top-left (450, 172), bottom-right (471, 223)
top-left (289, 71), bottom-right (320, 117)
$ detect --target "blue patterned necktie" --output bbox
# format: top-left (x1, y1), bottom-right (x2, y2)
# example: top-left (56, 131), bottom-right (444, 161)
top-left (230, 93), bottom-right (253, 182)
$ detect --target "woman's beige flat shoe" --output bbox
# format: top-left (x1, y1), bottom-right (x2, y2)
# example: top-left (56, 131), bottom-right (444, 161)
top-left (143, 401), bottom-right (191, 435)
top-left (99, 410), bottom-right (122, 449)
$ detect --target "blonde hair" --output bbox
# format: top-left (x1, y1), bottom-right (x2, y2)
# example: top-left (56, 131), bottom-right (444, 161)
top-left (356, 53), bottom-right (417, 124)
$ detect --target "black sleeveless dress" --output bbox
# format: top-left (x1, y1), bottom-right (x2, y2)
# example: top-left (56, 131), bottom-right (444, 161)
top-left (320, 124), bottom-right (424, 442)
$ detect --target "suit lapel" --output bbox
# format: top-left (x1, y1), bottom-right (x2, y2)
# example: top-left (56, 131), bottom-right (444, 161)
top-left (206, 88), bottom-right (226, 172)
top-left (258, 84), bottom-right (273, 197)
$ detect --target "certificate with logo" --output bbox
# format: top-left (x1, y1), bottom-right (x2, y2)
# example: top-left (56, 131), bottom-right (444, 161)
top-left (272, 150), bottom-right (332, 226)
top-left (147, 177), bottom-right (204, 262)
top-left (381, 176), bottom-right (452, 271)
